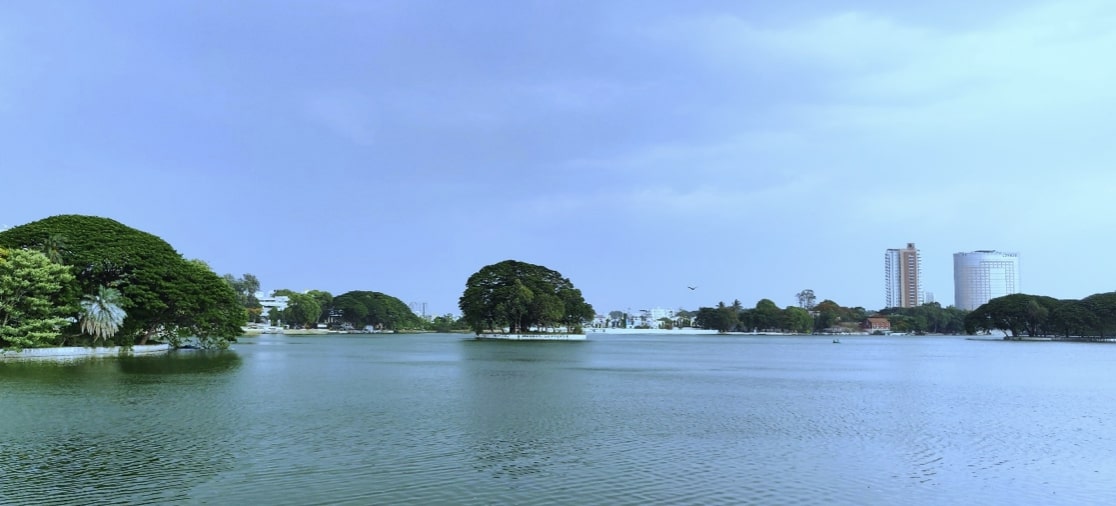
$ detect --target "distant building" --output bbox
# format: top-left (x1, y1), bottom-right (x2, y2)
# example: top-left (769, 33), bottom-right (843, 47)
top-left (862, 316), bottom-right (891, 332)
top-left (953, 251), bottom-right (1020, 310)
top-left (592, 308), bottom-right (679, 329)
top-left (884, 243), bottom-right (922, 308)
top-left (255, 291), bottom-right (290, 325)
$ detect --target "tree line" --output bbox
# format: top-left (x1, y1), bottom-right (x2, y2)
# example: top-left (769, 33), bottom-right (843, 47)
top-left (689, 298), bottom-right (969, 334)
top-left (221, 275), bottom-right (434, 332)
top-left (964, 292), bottom-right (1116, 339)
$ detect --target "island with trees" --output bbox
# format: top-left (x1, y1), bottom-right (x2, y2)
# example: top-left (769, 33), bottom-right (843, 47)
top-left (458, 259), bottom-right (594, 339)
top-left (0, 215), bottom-right (246, 352)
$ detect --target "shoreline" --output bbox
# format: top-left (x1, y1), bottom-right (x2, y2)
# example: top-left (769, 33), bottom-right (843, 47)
top-left (0, 344), bottom-right (172, 361)
top-left (476, 333), bottom-right (587, 341)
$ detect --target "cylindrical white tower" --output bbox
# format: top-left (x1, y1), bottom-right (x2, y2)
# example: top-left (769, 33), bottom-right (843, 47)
top-left (953, 251), bottom-right (1020, 310)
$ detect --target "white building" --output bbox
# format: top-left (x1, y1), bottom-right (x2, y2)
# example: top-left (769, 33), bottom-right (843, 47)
top-left (592, 308), bottom-right (679, 329)
top-left (885, 243), bottom-right (922, 308)
top-left (953, 251), bottom-right (1020, 310)
top-left (255, 291), bottom-right (290, 325)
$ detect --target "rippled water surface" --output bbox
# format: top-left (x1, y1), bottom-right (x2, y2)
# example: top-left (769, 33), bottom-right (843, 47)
top-left (3, 334), bottom-right (1116, 504)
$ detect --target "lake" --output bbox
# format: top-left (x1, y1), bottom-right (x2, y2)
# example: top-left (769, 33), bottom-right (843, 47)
top-left (2, 333), bottom-right (1114, 505)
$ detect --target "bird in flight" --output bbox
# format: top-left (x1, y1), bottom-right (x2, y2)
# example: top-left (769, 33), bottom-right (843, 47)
top-left (687, 286), bottom-right (697, 290)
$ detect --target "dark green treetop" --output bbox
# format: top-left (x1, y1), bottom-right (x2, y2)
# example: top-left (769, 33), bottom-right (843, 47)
top-left (332, 290), bottom-right (422, 330)
top-left (459, 259), bottom-right (594, 334)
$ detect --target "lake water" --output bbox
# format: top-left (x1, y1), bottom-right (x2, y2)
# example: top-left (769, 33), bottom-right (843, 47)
top-left (2, 333), bottom-right (1114, 505)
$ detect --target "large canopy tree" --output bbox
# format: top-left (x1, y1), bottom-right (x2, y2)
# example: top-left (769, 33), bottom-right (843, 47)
top-left (0, 215), bottom-right (245, 348)
top-left (459, 260), bottom-right (594, 334)
top-left (332, 290), bottom-right (422, 331)
top-left (964, 293), bottom-right (1062, 338)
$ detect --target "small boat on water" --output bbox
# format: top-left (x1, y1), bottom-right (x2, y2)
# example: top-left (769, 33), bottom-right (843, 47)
top-left (833, 338), bottom-right (841, 344)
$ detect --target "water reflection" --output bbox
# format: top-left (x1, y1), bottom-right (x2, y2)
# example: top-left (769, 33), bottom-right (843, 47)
top-left (457, 340), bottom-right (594, 485)
top-left (0, 351), bottom-right (242, 506)
top-left (4, 334), bottom-right (1116, 504)
top-left (117, 350), bottom-right (242, 375)
top-left (0, 358), bottom-right (108, 384)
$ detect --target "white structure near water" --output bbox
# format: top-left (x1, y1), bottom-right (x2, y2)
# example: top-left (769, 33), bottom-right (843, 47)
top-left (591, 308), bottom-right (681, 329)
top-left (476, 333), bottom-right (586, 341)
top-left (953, 250), bottom-right (1020, 310)
top-left (255, 291), bottom-right (289, 325)
top-left (0, 344), bottom-right (171, 360)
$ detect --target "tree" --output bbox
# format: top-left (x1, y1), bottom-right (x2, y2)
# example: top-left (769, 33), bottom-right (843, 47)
top-left (694, 305), bottom-right (735, 332)
top-left (38, 233), bottom-right (68, 264)
top-left (333, 290), bottom-right (423, 331)
top-left (333, 295), bottom-right (368, 328)
top-left (0, 248), bottom-right (76, 349)
top-left (427, 314), bottom-right (468, 333)
top-left (459, 260), bottom-right (594, 334)
top-left (1049, 299), bottom-right (1097, 338)
top-left (963, 294), bottom-right (1058, 339)
top-left (0, 215), bottom-right (245, 348)
top-left (306, 290), bottom-right (333, 323)
top-left (781, 306), bottom-right (813, 333)
top-left (1079, 292), bottom-right (1116, 338)
top-left (796, 289), bottom-right (816, 310)
top-left (79, 285), bottom-right (127, 344)
top-left (674, 308), bottom-right (694, 328)
top-left (752, 299), bottom-right (782, 332)
top-left (223, 273), bottom-right (262, 312)
top-left (283, 293), bottom-right (322, 329)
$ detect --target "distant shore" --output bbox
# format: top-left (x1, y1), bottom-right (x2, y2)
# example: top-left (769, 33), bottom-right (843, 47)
top-left (241, 326), bottom-right (395, 336)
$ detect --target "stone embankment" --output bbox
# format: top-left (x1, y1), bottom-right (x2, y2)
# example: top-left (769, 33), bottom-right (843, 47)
top-left (0, 344), bottom-right (171, 360)
top-left (476, 333), bottom-right (587, 341)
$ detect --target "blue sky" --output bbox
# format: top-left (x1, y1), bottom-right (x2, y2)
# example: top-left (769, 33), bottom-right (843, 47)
top-left (4, 0), bottom-right (1115, 317)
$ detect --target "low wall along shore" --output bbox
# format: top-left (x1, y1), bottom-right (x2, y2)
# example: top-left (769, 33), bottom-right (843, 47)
top-left (476, 333), bottom-right (587, 341)
top-left (0, 344), bottom-right (172, 360)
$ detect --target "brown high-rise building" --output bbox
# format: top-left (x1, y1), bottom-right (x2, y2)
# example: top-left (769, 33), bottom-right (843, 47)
top-left (884, 243), bottom-right (921, 308)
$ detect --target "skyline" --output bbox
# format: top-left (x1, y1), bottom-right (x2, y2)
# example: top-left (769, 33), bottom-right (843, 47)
top-left (5, 1), bottom-right (1116, 316)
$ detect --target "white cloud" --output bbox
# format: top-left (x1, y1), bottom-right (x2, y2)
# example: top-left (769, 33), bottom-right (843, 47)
top-left (671, 2), bottom-right (1116, 137)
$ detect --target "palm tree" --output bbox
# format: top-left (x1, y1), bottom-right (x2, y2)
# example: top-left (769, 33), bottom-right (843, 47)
top-left (38, 233), bottom-right (68, 264)
top-left (80, 285), bottom-right (127, 344)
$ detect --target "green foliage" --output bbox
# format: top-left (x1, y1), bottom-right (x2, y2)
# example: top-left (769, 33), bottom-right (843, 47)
top-left (1048, 299), bottom-right (1096, 338)
top-left (283, 292), bottom-right (323, 329)
top-left (964, 293), bottom-right (1062, 338)
top-left (426, 314), bottom-right (470, 333)
top-left (781, 306), bottom-right (813, 334)
top-left (37, 234), bottom-right (68, 264)
top-left (0, 248), bottom-right (76, 349)
top-left (459, 260), bottom-right (594, 334)
top-left (305, 290), bottom-right (333, 322)
top-left (750, 299), bottom-right (782, 332)
top-left (694, 304), bottom-right (736, 332)
top-left (0, 215), bottom-right (245, 348)
top-left (333, 290), bottom-right (423, 330)
top-left (223, 273), bottom-right (262, 313)
top-left (879, 302), bottom-right (968, 334)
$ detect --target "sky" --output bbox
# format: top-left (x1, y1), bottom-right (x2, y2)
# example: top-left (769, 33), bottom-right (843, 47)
top-left (3, 0), bottom-right (1116, 317)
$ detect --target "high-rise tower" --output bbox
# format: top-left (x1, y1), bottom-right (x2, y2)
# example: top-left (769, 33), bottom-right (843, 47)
top-left (953, 250), bottom-right (1020, 310)
top-left (885, 243), bottom-right (922, 308)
